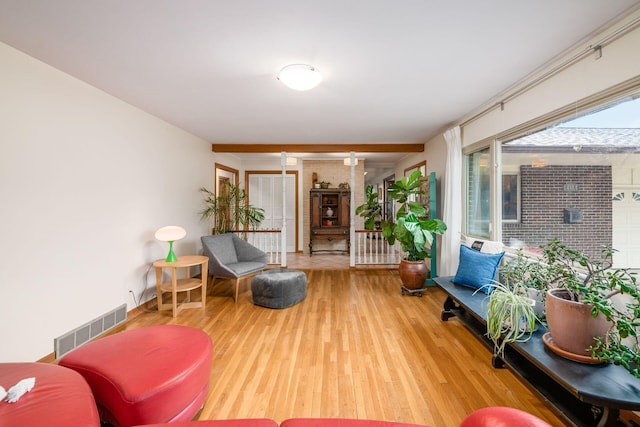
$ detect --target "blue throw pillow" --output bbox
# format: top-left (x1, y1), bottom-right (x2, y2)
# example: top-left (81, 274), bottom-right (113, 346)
top-left (453, 244), bottom-right (505, 294)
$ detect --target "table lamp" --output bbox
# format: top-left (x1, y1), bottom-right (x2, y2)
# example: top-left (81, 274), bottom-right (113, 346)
top-left (154, 226), bottom-right (187, 262)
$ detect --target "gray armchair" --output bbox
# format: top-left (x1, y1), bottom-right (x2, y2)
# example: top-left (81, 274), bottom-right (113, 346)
top-left (201, 233), bottom-right (267, 302)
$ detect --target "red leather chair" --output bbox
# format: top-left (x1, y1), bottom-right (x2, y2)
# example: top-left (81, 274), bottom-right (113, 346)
top-left (459, 406), bottom-right (553, 427)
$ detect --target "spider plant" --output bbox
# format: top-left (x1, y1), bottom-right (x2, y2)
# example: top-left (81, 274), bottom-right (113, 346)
top-left (482, 281), bottom-right (538, 358)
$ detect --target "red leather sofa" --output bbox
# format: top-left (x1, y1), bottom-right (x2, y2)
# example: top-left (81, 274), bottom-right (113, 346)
top-left (58, 325), bottom-right (213, 427)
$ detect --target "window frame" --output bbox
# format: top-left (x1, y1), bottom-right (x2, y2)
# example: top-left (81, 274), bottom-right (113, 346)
top-left (462, 141), bottom-right (496, 240)
top-left (463, 77), bottom-right (640, 249)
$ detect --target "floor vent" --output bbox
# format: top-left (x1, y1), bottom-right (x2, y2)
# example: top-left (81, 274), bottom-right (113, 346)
top-left (54, 303), bottom-right (127, 359)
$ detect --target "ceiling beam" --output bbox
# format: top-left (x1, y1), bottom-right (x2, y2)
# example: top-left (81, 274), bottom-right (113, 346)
top-left (211, 144), bottom-right (424, 153)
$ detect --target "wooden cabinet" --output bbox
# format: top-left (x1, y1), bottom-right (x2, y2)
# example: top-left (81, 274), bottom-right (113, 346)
top-left (309, 189), bottom-right (350, 255)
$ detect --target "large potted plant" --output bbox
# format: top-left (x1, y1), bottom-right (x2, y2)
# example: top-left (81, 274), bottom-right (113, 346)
top-left (540, 238), bottom-right (640, 376)
top-left (199, 182), bottom-right (265, 234)
top-left (355, 184), bottom-right (382, 230)
top-left (381, 170), bottom-right (446, 289)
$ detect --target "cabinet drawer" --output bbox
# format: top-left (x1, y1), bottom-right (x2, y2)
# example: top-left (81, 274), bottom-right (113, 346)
top-left (312, 235), bottom-right (348, 242)
top-left (312, 228), bottom-right (349, 236)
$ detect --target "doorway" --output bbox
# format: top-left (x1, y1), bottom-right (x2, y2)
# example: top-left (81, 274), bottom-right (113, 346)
top-left (247, 171), bottom-right (298, 252)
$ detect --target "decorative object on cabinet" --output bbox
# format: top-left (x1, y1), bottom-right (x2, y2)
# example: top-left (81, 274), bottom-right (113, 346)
top-left (309, 188), bottom-right (350, 255)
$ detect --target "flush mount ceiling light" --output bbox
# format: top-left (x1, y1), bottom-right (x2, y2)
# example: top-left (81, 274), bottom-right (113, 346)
top-left (277, 64), bottom-right (322, 91)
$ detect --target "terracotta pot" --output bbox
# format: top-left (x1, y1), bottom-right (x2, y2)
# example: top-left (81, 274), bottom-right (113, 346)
top-left (398, 259), bottom-right (429, 290)
top-left (545, 288), bottom-right (612, 357)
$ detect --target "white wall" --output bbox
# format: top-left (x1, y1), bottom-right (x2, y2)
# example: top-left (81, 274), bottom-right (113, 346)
top-left (461, 13), bottom-right (640, 146)
top-left (0, 42), bottom-right (214, 362)
top-left (423, 134), bottom-right (447, 218)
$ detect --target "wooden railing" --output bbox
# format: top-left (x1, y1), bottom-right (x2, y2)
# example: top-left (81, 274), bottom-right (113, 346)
top-left (233, 229), bottom-right (282, 265)
top-left (354, 230), bottom-right (401, 265)
top-left (232, 229), bottom-right (400, 266)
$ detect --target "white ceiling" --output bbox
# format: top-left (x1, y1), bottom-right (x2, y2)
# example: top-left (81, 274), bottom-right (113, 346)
top-left (1, 0), bottom-right (639, 167)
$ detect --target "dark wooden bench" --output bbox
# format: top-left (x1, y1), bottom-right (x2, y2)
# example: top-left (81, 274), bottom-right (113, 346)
top-left (433, 276), bottom-right (640, 427)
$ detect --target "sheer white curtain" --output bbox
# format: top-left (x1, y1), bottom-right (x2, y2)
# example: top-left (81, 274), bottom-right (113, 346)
top-left (440, 126), bottom-right (462, 276)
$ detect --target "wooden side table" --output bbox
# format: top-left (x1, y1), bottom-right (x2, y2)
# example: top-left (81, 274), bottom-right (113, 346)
top-left (153, 255), bottom-right (208, 318)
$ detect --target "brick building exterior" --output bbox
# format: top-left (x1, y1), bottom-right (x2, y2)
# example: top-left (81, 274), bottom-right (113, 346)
top-left (502, 165), bottom-right (612, 259)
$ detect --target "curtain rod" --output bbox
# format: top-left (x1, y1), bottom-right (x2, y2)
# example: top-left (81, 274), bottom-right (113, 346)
top-left (459, 14), bottom-right (640, 128)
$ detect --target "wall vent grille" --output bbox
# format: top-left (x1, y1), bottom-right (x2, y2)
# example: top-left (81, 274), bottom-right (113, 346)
top-left (54, 303), bottom-right (127, 358)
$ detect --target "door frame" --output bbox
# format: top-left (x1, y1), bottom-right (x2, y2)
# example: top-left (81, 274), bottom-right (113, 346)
top-left (245, 170), bottom-right (299, 252)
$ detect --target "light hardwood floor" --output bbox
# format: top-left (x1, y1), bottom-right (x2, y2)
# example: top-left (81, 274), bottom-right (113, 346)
top-left (124, 262), bottom-right (568, 427)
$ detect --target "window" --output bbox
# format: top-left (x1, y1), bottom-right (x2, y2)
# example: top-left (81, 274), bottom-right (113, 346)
top-left (502, 174), bottom-right (519, 222)
top-left (464, 148), bottom-right (490, 239)
top-left (499, 95), bottom-right (640, 266)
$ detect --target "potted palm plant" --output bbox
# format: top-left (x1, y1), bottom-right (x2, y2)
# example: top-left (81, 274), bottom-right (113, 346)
top-left (199, 182), bottom-right (265, 234)
top-left (381, 170), bottom-right (446, 289)
top-left (355, 184), bottom-right (382, 230)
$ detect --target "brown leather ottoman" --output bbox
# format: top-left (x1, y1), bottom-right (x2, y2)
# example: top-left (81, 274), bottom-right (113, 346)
top-left (59, 325), bottom-right (213, 427)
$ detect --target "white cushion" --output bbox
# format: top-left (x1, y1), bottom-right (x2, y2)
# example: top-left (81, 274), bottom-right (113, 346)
top-left (464, 236), bottom-right (504, 254)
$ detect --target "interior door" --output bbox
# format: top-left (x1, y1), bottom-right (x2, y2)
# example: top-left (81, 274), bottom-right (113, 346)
top-left (248, 173), bottom-right (296, 252)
